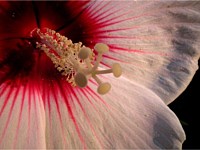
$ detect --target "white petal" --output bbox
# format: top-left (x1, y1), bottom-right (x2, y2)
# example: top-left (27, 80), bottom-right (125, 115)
top-left (43, 76), bottom-right (185, 149)
top-left (87, 1), bottom-right (200, 104)
top-left (0, 83), bottom-right (46, 149)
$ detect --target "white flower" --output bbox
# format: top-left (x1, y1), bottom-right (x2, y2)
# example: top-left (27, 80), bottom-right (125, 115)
top-left (0, 1), bottom-right (199, 149)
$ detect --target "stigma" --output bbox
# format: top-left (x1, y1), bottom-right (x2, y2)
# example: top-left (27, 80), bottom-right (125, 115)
top-left (30, 28), bottom-right (122, 95)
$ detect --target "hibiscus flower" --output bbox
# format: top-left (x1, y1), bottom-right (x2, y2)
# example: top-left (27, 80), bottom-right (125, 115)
top-left (0, 1), bottom-right (199, 149)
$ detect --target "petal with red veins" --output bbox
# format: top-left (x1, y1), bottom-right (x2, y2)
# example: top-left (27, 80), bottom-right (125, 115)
top-left (84, 1), bottom-right (200, 104)
top-left (0, 82), bottom-right (46, 149)
top-left (40, 75), bottom-right (185, 149)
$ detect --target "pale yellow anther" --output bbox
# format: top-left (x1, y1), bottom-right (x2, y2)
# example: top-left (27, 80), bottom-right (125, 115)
top-left (94, 43), bottom-right (109, 53)
top-left (112, 63), bottom-right (122, 78)
top-left (36, 29), bottom-right (40, 35)
top-left (36, 42), bottom-right (40, 48)
top-left (56, 33), bottom-right (61, 37)
top-left (97, 82), bottom-right (111, 95)
top-left (42, 44), bottom-right (47, 48)
top-left (78, 47), bottom-right (91, 60)
top-left (74, 72), bottom-right (88, 88)
top-left (59, 42), bottom-right (64, 47)
top-left (52, 40), bottom-right (57, 45)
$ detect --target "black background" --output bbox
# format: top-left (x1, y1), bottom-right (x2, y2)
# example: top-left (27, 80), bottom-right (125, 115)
top-left (169, 61), bottom-right (200, 149)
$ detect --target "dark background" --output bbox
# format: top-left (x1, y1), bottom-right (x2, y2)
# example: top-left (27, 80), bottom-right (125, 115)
top-left (169, 61), bottom-right (200, 149)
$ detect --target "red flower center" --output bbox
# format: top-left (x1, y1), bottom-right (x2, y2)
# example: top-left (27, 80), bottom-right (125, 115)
top-left (0, 1), bottom-right (99, 85)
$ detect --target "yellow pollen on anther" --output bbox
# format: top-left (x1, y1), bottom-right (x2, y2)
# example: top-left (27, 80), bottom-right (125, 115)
top-left (35, 28), bottom-right (122, 95)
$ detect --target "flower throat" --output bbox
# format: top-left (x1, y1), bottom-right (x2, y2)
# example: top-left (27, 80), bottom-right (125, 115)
top-left (30, 28), bottom-right (122, 95)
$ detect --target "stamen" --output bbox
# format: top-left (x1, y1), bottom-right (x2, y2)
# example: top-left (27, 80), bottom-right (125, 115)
top-left (78, 47), bottom-right (92, 60)
top-left (95, 63), bottom-right (122, 78)
top-left (91, 43), bottom-right (108, 72)
top-left (74, 73), bottom-right (88, 88)
top-left (98, 83), bottom-right (111, 95)
top-left (92, 75), bottom-right (111, 95)
top-left (33, 28), bottom-right (122, 95)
